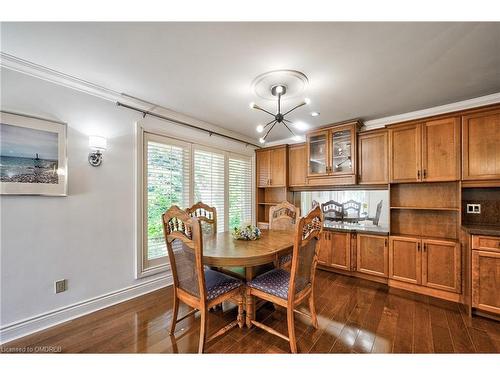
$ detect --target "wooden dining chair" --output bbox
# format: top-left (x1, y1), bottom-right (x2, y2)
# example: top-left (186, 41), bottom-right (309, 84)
top-left (162, 205), bottom-right (244, 353)
top-left (321, 199), bottom-right (343, 222)
top-left (186, 201), bottom-right (217, 236)
top-left (269, 201), bottom-right (300, 267)
top-left (246, 205), bottom-right (323, 353)
top-left (342, 199), bottom-right (361, 222)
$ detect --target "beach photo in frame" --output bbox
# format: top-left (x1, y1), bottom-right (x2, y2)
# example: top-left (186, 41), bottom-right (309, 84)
top-left (0, 111), bottom-right (68, 196)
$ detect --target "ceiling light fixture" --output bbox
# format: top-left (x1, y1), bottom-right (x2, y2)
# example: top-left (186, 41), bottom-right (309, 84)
top-left (311, 111), bottom-right (320, 117)
top-left (250, 84), bottom-right (310, 143)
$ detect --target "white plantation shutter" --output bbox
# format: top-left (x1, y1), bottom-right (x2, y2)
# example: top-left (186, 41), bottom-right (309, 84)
top-left (144, 134), bottom-right (190, 264)
top-left (193, 148), bottom-right (225, 232)
top-left (228, 155), bottom-right (252, 230)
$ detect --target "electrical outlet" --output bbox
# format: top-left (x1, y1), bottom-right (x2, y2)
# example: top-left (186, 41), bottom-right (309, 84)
top-left (55, 279), bottom-right (67, 294)
top-left (466, 204), bottom-right (481, 214)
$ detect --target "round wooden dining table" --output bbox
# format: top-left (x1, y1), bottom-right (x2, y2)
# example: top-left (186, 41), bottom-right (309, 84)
top-left (202, 229), bottom-right (295, 326)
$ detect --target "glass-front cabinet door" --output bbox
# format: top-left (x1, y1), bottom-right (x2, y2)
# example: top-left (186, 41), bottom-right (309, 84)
top-left (307, 131), bottom-right (329, 176)
top-left (331, 126), bottom-right (354, 175)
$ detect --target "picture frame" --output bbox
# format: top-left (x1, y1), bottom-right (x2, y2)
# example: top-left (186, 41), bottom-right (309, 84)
top-left (0, 111), bottom-right (68, 196)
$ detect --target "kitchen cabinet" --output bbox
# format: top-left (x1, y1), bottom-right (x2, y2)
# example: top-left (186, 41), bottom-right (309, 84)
top-left (306, 121), bottom-right (361, 186)
top-left (389, 236), bottom-right (421, 284)
top-left (422, 239), bottom-right (461, 293)
top-left (288, 143), bottom-right (307, 186)
top-left (358, 129), bottom-right (388, 184)
top-left (256, 146), bottom-right (287, 187)
top-left (317, 230), bottom-right (351, 270)
top-left (389, 117), bottom-right (460, 183)
top-left (356, 234), bottom-right (388, 277)
top-left (471, 234), bottom-right (500, 315)
top-left (389, 236), bottom-right (461, 293)
top-left (462, 108), bottom-right (500, 181)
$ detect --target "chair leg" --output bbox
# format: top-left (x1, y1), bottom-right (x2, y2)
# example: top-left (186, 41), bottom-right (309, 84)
top-left (237, 295), bottom-right (244, 328)
top-left (246, 288), bottom-right (253, 328)
top-left (170, 296), bottom-right (179, 335)
top-left (287, 308), bottom-right (297, 353)
top-left (309, 292), bottom-right (318, 329)
top-left (198, 308), bottom-right (208, 354)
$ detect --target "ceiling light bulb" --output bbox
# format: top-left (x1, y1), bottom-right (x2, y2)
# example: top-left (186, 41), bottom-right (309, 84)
top-left (304, 98), bottom-right (311, 105)
top-left (256, 124), bottom-right (264, 133)
top-left (275, 85), bottom-right (284, 94)
top-left (311, 111), bottom-right (320, 117)
top-left (249, 102), bottom-right (256, 109)
top-left (259, 137), bottom-right (266, 144)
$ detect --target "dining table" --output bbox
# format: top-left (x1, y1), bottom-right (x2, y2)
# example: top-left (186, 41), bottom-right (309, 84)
top-left (202, 229), bottom-right (295, 327)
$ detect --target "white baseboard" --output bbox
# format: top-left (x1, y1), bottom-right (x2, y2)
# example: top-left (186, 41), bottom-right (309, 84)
top-left (0, 274), bottom-right (172, 345)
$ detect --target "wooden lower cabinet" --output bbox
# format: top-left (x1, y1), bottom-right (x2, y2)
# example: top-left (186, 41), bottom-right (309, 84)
top-left (389, 236), bottom-right (461, 293)
top-left (472, 249), bottom-right (500, 315)
top-left (389, 236), bottom-right (421, 284)
top-left (356, 234), bottom-right (388, 277)
top-left (422, 239), bottom-right (461, 293)
top-left (318, 230), bottom-right (351, 270)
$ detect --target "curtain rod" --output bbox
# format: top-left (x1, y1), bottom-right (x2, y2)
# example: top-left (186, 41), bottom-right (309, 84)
top-left (116, 102), bottom-right (261, 149)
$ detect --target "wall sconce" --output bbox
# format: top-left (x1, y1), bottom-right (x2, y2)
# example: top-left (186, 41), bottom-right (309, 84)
top-left (88, 136), bottom-right (107, 167)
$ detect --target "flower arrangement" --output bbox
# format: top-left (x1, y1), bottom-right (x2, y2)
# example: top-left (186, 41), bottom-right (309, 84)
top-left (231, 225), bottom-right (261, 241)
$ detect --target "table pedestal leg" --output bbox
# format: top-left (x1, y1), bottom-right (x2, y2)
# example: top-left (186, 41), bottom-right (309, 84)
top-left (245, 266), bottom-right (255, 328)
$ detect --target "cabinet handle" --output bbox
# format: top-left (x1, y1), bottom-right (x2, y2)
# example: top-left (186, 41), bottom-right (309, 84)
top-left (423, 169), bottom-right (427, 179)
top-left (417, 170), bottom-right (421, 180)
top-left (384, 238), bottom-right (388, 247)
top-left (423, 243), bottom-right (427, 252)
top-left (417, 243), bottom-right (421, 252)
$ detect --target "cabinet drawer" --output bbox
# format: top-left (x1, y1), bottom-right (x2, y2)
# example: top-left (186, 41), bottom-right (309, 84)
top-left (472, 235), bottom-right (500, 252)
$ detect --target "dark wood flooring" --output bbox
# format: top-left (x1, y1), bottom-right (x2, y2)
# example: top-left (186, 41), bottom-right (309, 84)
top-left (2, 271), bottom-right (499, 353)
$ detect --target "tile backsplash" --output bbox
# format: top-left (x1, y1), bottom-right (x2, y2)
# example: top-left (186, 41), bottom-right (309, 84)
top-left (462, 188), bottom-right (500, 226)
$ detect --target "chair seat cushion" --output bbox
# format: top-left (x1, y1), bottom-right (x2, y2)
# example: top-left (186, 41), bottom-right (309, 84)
top-left (247, 268), bottom-right (290, 300)
top-left (279, 252), bottom-right (293, 266)
top-left (205, 269), bottom-right (243, 301)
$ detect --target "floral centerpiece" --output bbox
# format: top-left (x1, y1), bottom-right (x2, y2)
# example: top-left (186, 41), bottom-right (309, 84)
top-left (231, 225), bottom-right (261, 241)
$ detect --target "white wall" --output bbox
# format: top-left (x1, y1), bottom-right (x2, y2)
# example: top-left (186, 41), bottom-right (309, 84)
top-left (0, 68), bottom-right (254, 342)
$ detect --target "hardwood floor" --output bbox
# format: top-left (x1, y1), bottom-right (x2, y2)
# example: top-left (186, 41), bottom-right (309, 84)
top-left (2, 271), bottom-right (499, 353)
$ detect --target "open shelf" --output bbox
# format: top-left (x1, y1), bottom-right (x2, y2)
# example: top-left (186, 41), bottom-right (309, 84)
top-left (390, 209), bottom-right (459, 240)
top-left (390, 182), bottom-right (460, 209)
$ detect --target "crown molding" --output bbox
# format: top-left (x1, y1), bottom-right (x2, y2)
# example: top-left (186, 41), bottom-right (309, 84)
top-left (363, 92), bottom-right (500, 130)
top-left (0, 52), bottom-right (258, 146)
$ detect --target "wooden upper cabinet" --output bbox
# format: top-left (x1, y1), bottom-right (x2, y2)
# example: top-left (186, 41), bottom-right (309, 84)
top-left (422, 117), bottom-right (460, 182)
top-left (389, 236), bottom-right (421, 284)
top-left (256, 150), bottom-right (271, 187)
top-left (389, 116), bottom-right (460, 183)
top-left (462, 108), bottom-right (500, 181)
top-left (389, 124), bottom-right (421, 183)
top-left (356, 234), bottom-right (388, 277)
top-left (422, 239), bottom-right (461, 293)
top-left (288, 144), bottom-right (307, 186)
top-left (358, 130), bottom-right (388, 184)
top-left (270, 146), bottom-right (287, 186)
top-left (256, 146), bottom-right (287, 187)
top-left (307, 130), bottom-right (329, 177)
top-left (472, 250), bottom-right (500, 315)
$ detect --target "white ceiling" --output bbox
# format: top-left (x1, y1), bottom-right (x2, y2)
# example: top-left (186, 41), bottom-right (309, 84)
top-left (1, 22), bottom-right (500, 142)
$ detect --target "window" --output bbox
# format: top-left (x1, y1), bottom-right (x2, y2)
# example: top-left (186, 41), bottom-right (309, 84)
top-left (142, 133), bottom-right (190, 273)
top-left (228, 156), bottom-right (252, 229)
top-left (138, 129), bottom-right (253, 278)
top-left (194, 148), bottom-right (225, 232)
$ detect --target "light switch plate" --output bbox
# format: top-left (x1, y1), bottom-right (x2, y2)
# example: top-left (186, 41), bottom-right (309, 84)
top-left (55, 279), bottom-right (67, 293)
top-left (466, 204), bottom-right (481, 214)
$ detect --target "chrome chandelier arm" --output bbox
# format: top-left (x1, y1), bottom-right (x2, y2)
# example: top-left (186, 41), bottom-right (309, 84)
top-left (282, 121), bottom-right (296, 137)
top-left (262, 120), bottom-right (277, 140)
top-left (282, 101), bottom-right (307, 117)
top-left (263, 118), bottom-right (276, 129)
top-left (253, 104), bottom-right (276, 117)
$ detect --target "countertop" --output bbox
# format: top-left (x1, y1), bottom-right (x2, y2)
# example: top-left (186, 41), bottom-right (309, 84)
top-left (461, 224), bottom-right (500, 237)
top-left (323, 221), bottom-right (389, 235)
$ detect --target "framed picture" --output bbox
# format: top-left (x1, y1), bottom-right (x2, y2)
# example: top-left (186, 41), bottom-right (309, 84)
top-left (0, 111), bottom-right (68, 196)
